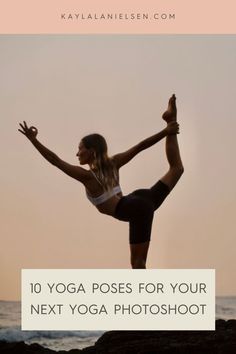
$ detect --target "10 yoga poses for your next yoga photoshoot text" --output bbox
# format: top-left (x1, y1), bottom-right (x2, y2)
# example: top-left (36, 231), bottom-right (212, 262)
top-left (19, 94), bottom-right (184, 269)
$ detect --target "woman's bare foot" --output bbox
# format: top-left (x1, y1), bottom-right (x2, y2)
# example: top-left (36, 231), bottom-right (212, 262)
top-left (162, 94), bottom-right (177, 123)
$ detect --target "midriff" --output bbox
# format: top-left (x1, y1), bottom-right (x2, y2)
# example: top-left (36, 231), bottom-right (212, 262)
top-left (94, 193), bottom-right (123, 216)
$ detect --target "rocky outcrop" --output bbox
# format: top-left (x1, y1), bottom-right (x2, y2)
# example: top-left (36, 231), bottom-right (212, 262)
top-left (1, 320), bottom-right (236, 354)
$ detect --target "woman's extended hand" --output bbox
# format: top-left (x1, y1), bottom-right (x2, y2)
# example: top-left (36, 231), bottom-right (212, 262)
top-left (165, 121), bottom-right (179, 135)
top-left (18, 121), bottom-right (38, 141)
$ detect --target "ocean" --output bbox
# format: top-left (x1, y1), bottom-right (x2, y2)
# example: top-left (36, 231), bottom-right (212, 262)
top-left (0, 298), bottom-right (236, 351)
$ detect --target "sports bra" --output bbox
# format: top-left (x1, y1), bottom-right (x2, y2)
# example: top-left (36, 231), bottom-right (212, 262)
top-left (86, 170), bottom-right (122, 206)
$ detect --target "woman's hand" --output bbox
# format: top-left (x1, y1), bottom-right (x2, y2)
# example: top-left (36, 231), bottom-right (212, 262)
top-left (18, 121), bottom-right (38, 141)
top-left (165, 121), bottom-right (179, 135)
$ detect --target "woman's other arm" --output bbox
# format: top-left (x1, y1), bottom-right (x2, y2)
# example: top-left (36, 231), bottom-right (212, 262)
top-left (113, 122), bottom-right (179, 169)
top-left (18, 121), bottom-right (89, 183)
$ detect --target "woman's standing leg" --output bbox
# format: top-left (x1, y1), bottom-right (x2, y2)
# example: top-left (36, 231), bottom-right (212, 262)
top-left (130, 242), bottom-right (150, 269)
top-left (129, 200), bottom-right (154, 269)
top-left (115, 195), bottom-right (154, 269)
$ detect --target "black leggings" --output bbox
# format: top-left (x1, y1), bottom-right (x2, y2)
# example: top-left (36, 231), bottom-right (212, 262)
top-left (114, 180), bottom-right (170, 244)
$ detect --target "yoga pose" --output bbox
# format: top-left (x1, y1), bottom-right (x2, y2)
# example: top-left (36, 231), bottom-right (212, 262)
top-left (19, 94), bottom-right (183, 269)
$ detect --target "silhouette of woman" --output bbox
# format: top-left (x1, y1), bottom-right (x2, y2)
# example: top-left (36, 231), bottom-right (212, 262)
top-left (19, 95), bottom-right (183, 269)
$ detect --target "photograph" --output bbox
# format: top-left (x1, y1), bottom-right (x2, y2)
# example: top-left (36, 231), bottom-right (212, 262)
top-left (0, 26), bottom-right (236, 354)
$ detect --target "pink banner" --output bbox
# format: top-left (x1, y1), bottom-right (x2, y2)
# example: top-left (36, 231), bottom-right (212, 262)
top-left (0, 0), bottom-right (236, 34)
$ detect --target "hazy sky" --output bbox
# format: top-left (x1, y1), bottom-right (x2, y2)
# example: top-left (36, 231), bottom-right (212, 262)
top-left (0, 35), bottom-right (235, 300)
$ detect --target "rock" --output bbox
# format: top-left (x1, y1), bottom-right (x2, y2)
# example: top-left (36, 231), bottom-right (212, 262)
top-left (1, 320), bottom-right (236, 354)
top-left (0, 341), bottom-right (55, 354)
top-left (83, 319), bottom-right (236, 354)
top-left (0, 341), bottom-right (81, 354)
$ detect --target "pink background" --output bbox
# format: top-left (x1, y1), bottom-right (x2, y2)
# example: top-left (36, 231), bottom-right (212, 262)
top-left (0, 0), bottom-right (236, 34)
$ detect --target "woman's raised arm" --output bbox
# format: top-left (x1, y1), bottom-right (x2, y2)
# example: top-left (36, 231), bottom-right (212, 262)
top-left (112, 122), bottom-right (179, 169)
top-left (18, 121), bottom-right (89, 184)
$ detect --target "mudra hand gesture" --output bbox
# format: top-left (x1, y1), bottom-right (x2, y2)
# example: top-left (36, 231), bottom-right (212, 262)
top-left (18, 121), bottom-right (38, 141)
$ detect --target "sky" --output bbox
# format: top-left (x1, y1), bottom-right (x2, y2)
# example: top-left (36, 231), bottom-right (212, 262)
top-left (0, 35), bottom-right (235, 300)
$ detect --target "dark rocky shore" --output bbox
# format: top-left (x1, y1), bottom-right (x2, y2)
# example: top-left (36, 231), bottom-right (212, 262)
top-left (1, 320), bottom-right (236, 354)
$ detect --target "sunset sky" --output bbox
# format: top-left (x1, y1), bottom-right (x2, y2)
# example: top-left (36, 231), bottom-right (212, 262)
top-left (0, 35), bottom-right (235, 300)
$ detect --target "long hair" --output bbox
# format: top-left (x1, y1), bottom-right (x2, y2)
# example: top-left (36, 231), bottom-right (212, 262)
top-left (82, 134), bottom-right (118, 191)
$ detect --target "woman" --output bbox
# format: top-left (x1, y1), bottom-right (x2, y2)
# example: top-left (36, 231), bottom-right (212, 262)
top-left (18, 94), bottom-right (183, 269)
